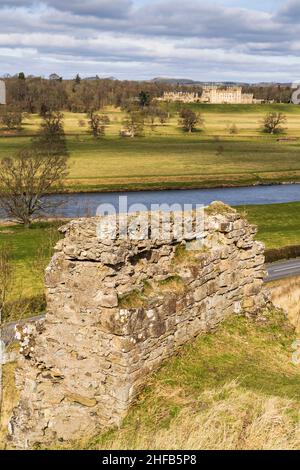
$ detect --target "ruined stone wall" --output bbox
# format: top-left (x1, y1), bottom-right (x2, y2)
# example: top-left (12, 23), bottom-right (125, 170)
top-left (8, 203), bottom-right (268, 449)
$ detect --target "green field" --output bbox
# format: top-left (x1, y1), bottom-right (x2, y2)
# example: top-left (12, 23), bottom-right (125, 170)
top-left (1, 201), bottom-right (300, 323)
top-left (1, 104), bottom-right (300, 192)
top-left (239, 202), bottom-right (300, 249)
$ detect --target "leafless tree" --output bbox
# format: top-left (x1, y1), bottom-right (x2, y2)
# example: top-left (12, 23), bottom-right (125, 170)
top-left (179, 108), bottom-right (204, 133)
top-left (228, 123), bottom-right (239, 135)
top-left (157, 108), bottom-right (169, 125)
top-left (34, 111), bottom-right (68, 155)
top-left (0, 148), bottom-right (69, 226)
top-left (262, 112), bottom-right (287, 134)
top-left (121, 111), bottom-right (144, 137)
top-left (87, 110), bottom-right (110, 138)
top-left (0, 108), bottom-right (23, 130)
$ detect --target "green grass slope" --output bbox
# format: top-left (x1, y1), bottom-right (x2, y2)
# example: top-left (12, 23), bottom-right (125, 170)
top-left (67, 309), bottom-right (300, 450)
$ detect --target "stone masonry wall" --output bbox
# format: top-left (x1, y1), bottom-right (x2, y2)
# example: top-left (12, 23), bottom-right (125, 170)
top-left (8, 203), bottom-right (268, 448)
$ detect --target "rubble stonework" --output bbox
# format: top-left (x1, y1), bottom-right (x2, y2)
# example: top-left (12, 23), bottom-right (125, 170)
top-left (8, 203), bottom-right (268, 448)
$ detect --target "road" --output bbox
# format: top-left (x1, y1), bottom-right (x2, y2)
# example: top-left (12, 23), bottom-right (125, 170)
top-left (266, 258), bottom-right (300, 282)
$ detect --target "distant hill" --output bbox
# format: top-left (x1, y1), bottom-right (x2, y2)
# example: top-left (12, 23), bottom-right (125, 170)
top-left (151, 77), bottom-right (197, 85)
top-left (150, 77), bottom-right (250, 86)
top-left (150, 77), bottom-right (291, 87)
top-left (83, 76), bottom-right (116, 81)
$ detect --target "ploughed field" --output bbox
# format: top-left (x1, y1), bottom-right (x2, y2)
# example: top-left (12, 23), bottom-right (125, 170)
top-left (1, 104), bottom-right (300, 191)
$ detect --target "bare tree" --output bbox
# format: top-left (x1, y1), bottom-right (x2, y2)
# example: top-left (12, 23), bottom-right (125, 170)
top-left (179, 108), bottom-right (204, 133)
top-left (0, 108), bottom-right (23, 130)
top-left (34, 111), bottom-right (68, 155)
top-left (0, 148), bottom-right (69, 226)
top-left (228, 123), bottom-right (239, 135)
top-left (87, 110), bottom-right (110, 138)
top-left (145, 105), bottom-right (159, 130)
top-left (121, 111), bottom-right (144, 137)
top-left (262, 112), bottom-right (287, 134)
top-left (157, 108), bottom-right (169, 125)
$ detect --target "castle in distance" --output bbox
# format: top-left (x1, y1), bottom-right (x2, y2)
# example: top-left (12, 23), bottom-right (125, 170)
top-left (160, 85), bottom-right (262, 104)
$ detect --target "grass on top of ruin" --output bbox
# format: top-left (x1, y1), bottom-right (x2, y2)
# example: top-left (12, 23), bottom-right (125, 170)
top-left (57, 308), bottom-right (300, 450)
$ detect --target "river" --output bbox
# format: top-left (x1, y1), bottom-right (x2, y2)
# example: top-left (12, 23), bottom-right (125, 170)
top-left (43, 184), bottom-right (300, 218)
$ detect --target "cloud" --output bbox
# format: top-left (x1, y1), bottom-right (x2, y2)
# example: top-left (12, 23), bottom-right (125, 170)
top-left (0, 0), bottom-right (300, 81)
top-left (0, 0), bottom-right (133, 18)
top-left (277, 0), bottom-right (300, 22)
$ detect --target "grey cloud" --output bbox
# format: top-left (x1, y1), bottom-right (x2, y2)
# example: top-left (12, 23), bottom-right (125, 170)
top-left (131, 1), bottom-right (277, 40)
top-left (277, 0), bottom-right (300, 22)
top-left (0, 0), bottom-right (300, 82)
top-left (47, 0), bottom-right (132, 18)
top-left (0, 0), bottom-right (132, 18)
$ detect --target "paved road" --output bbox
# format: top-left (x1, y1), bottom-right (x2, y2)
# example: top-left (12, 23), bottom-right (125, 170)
top-left (266, 258), bottom-right (300, 282)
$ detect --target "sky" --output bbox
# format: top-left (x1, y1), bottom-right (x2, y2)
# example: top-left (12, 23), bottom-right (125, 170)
top-left (0, 0), bottom-right (300, 82)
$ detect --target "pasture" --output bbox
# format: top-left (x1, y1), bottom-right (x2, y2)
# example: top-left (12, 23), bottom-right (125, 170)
top-left (1, 104), bottom-right (300, 191)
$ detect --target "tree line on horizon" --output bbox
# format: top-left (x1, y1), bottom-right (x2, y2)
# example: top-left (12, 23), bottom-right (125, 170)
top-left (1, 74), bottom-right (293, 115)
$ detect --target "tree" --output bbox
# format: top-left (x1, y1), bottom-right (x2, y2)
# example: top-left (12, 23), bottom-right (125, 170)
top-left (75, 74), bottom-right (81, 85)
top-left (121, 111), bottom-right (144, 137)
top-left (228, 123), bottom-right (239, 135)
top-left (18, 72), bottom-right (25, 80)
top-left (157, 108), bottom-right (169, 125)
top-left (34, 111), bottom-right (68, 155)
top-left (0, 148), bottom-right (69, 226)
top-left (262, 112), bottom-right (287, 134)
top-left (179, 108), bottom-right (204, 133)
top-left (0, 108), bottom-right (23, 130)
top-left (138, 91), bottom-right (151, 108)
top-left (145, 105), bottom-right (160, 129)
top-left (87, 110), bottom-right (110, 138)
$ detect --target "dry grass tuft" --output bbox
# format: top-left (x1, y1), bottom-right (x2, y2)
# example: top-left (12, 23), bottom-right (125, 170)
top-left (269, 276), bottom-right (300, 332)
top-left (90, 382), bottom-right (300, 450)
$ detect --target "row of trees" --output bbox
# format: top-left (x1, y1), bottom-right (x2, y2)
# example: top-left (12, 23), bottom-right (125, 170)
top-left (0, 106), bottom-right (288, 137)
top-left (3, 75), bottom-right (294, 116)
top-left (4, 75), bottom-right (174, 115)
top-left (178, 110), bottom-right (288, 135)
